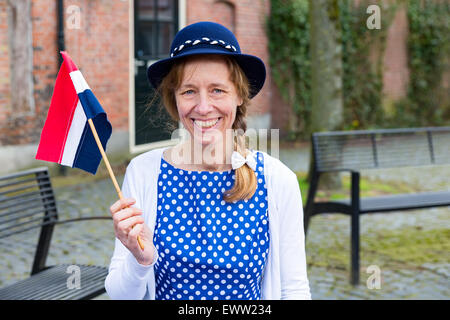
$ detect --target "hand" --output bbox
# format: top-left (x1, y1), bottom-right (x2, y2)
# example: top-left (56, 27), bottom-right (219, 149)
top-left (109, 198), bottom-right (155, 265)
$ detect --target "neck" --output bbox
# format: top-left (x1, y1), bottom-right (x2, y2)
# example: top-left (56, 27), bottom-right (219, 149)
top-left (171, 136), bottom-right (235, 171)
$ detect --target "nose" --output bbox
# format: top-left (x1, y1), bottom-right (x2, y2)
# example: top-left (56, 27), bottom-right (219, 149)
top-left (194, 90), bottom-right (213, 115)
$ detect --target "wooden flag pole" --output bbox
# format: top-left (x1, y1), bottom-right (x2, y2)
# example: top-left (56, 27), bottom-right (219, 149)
top-left (87, 118), bottom-right (145, 250)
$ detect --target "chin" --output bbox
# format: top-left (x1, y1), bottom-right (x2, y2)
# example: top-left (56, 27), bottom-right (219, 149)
top-left (194, 133), bottom-right (220, 147)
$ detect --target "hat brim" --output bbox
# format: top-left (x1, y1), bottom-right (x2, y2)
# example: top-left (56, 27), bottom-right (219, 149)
top-left (147, 49), bottom-right (266, 99)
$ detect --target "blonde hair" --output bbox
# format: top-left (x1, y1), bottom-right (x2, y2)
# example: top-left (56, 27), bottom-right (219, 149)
top-left (158, 55), bottom-right (257, 202)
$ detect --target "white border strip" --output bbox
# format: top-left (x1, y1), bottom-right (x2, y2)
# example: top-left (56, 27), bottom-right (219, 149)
top-left (129, 0), bottom-right (185, 154)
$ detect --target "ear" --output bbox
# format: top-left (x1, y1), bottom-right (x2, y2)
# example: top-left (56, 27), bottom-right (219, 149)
top-left (237, 96), bottom-right (244, 107)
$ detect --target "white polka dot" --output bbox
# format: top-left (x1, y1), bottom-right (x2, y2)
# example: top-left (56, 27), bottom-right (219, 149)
top-left (154, 158), bottom-right (269, 300)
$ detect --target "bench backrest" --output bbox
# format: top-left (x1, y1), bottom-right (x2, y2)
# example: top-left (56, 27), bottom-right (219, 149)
top-left (312, 127), bottom-right (450, 172)
top-left (0, 167), bottom-right (58, 274)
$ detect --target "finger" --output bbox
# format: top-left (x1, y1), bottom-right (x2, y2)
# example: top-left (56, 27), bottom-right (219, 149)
top-left (113, 208), bottom-right (142, 239)
top-left (113, 207), bottom-right (143, 223)
top-left (117, 215), bottom-right (144, 232)
top-left (129, 223), bottom-right (143, 240)
top-left (128, 223), bottom-right (144, 249)
top-left (130, 224), bottom-right (148, 251)
top-left (110, 198), bottom-right (136, 215)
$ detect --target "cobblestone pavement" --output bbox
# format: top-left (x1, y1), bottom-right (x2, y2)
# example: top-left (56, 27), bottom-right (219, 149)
top-left (297, 151), bottom-right (449, 300)
top-left (1, 156), bottom-right (448, 300)
top-left (306, 208), bottom-right (449, 300)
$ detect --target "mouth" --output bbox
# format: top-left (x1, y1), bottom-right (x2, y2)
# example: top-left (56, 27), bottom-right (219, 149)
top-left (191, 117), bottom-right (222, 131)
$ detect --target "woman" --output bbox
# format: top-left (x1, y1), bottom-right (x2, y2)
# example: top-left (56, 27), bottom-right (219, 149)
top-left (105, 21), bottom-right (311, 300)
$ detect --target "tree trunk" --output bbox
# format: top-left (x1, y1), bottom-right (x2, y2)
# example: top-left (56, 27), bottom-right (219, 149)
top-left (7, 0), bottom-right (34, 115)
top-left (308, 0), bottom-right (344, 189)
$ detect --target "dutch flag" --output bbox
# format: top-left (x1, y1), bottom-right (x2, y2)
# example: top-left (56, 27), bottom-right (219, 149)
top-left (36, 51), bottom-right (112, 174)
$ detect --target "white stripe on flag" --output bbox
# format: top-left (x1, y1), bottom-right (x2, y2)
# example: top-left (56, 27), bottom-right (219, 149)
top-left (69, 70), bottom-right (90, 94)
top-left (60, 100), bottom-right (87, 166)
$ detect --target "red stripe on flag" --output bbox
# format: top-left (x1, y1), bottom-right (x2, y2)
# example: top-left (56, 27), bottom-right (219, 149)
top-left (60, 51), bottom-right (79, 73)
top-left (36, 55), bottom-right (79, 163)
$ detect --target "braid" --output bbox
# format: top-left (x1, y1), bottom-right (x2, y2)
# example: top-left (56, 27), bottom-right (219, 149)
top-left (223, 104), bottom-right (257, 202)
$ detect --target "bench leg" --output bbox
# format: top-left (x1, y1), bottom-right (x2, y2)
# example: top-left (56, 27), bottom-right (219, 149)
top-left (304, 170), bottom-right (320, 236)
top-left (350, 172), bottom-right (360, 286)
top-left (351, 208), bottom-right (360, 285)
top-left (304, 202), bottom-right (313, 237)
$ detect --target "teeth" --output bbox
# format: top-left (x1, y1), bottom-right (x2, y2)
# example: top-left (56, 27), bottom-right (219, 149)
top-left (194, 118), bottom-right (219, 128)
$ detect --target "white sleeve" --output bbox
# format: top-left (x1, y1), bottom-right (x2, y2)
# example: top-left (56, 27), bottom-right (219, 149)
top-left (275, 168), bottom-right (311, 300)
top-left (104, 161), bottom-right (157, 300)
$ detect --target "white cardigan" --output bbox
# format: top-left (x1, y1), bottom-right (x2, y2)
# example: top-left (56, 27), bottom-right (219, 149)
top-left (105, 147), bottom-right (311, 300)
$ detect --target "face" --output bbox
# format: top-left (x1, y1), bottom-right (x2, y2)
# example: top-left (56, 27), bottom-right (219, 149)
top-left (175, 56), bottom-right (243, 148)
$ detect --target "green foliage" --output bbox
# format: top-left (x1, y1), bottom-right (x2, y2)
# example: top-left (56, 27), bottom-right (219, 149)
top-left (340, 0), bottom-right (395, 130)
top-left (267, 0), bottom-right (393, 138)
top-left (390, 0), bottom-right (450, 127)
top-left (267, 0), bottom-right (311, 139)
top-left (267, 0), bottom-right (449, 139)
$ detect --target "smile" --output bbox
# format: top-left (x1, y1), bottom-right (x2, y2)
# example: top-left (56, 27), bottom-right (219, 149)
top-left (192, 118), bottom-right (221, 130)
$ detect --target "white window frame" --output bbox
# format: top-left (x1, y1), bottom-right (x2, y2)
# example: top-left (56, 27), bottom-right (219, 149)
top-left (129, 0), bottom-right (186, 154)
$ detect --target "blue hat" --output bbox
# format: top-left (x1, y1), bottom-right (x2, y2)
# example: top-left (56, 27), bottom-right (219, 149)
top-left (147, 21), bottom-right (266, 99)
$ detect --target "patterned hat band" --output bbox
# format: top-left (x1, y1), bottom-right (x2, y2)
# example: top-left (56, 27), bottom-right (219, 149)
top-left (171, 37), bottom-right (238, 58)
top-left (147, 21), bottom-right (266, 99)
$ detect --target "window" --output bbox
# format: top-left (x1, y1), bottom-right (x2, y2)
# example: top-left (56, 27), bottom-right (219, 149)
top-left (133, 0), bottom-right (179, 151)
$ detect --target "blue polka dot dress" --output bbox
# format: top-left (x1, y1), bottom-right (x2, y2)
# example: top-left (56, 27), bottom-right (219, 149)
top-left (153, 151), bottom-right (269, 300)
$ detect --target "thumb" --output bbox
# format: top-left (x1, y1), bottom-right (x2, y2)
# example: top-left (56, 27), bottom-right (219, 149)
top-left (139, 223), bottom-right (153, 244)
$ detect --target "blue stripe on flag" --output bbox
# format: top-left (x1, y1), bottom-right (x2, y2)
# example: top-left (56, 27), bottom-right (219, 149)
top-left (78, 89), bottom-right (106, 119)
top-left (72, 89), bottom-right (112, 174)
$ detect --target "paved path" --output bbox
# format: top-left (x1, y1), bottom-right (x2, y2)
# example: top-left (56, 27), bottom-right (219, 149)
top-left (0, 150), bottom-right (448, 300)
top-left (280, 148), bottom-right (449, 299)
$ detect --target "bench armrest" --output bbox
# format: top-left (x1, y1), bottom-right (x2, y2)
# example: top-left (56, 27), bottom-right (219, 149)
top-left (54, 216), bottom-right (112, 226)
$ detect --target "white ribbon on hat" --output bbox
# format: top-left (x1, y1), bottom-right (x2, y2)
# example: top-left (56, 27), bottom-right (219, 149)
top-left (231, 151), bottom-right (257, 171)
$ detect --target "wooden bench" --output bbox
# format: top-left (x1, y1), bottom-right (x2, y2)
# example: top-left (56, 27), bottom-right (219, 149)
top-left (0, 167), bottom-right (111, 300)
top-left (303, 127), bottom-right (450, 285)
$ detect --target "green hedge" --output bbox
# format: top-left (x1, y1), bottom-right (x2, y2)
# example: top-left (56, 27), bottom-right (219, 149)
top-left (267, 0), bottom-right (449, 139)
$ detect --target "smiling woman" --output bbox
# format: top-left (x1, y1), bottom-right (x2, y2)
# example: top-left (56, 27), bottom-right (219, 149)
top-left (105, 21), bottom-right (311, 301)
top-left (161, 55), bottom-right (245, 140)
top-left (158, 54), bottom-right (255, 202)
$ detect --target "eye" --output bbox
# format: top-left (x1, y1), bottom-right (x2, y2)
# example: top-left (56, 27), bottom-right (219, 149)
top-left (181, 89), bottom-right (195, 95)
top-left (212, 88), bottom-right (224, 94)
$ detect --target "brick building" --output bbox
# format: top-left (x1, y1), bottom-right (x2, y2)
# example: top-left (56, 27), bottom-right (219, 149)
top-left (0, 0), bottom-right (278, 173)
top-left (0, 0), bottom-right (413, 174)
